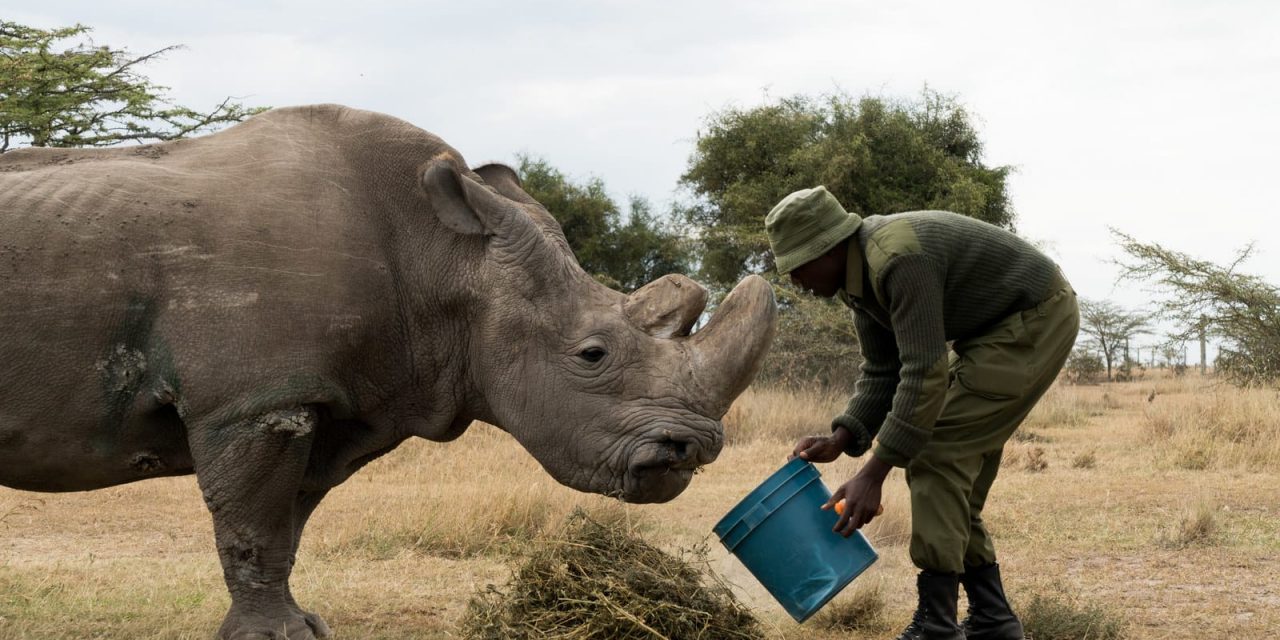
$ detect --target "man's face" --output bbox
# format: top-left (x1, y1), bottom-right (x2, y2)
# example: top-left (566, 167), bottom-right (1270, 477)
top-left (788, 247), bottom-right (844, 298)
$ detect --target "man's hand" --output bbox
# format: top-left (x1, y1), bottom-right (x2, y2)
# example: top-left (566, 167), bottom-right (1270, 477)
top-left (823, 454), bottom-right (892, 537)
top-left (790, 426), bottom-right (853, 463)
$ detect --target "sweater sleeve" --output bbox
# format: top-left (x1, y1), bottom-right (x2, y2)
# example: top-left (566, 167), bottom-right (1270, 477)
top-left (869, 255), bottom-right (950, 466)
top-left (832, 308), bottom-right (900, 457)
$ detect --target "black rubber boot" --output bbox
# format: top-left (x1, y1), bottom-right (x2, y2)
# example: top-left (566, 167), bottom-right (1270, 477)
top-left (895, 571), bottom-right (965, 640)
top-left (960, 562), bottom-right (1025, 640)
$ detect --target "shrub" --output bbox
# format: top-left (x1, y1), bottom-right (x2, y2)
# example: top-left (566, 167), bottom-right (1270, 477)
top-left (1065, 349), bottom-right (1105, 385)
top-left (1021, 447), bottom-right (1049, 472)
top-left (1019, 589), bottom-right (1127, 640)
top-left (1156, 503), bottom-right (1219, 549)
top-left (755, 282), bottom-right (862, 391)
top-left (1070, 450), bottom-right (1098, 469)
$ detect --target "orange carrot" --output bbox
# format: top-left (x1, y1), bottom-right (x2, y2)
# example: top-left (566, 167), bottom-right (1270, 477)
top-left (833, 499), bottom-right (884, 517)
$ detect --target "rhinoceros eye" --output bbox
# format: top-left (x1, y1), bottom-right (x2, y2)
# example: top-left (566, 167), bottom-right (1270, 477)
top-left (579, 347), bottom-right (607, 363)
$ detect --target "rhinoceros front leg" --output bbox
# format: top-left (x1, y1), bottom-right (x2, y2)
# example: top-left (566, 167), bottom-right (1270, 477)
top-left (190, 407), bottom-right (331, 640)
top-left (284, 489), bottom-right (332, 638)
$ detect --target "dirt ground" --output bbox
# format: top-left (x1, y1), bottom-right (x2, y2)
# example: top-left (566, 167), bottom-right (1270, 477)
top-left (2, 373), bottom-right (1278, 639)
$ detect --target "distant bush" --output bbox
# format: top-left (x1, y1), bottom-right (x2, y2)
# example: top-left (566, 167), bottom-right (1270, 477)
top-left (754, 281), bottom-right (862, 391)
top-left (1065, 349), bottom-right (1105, 385)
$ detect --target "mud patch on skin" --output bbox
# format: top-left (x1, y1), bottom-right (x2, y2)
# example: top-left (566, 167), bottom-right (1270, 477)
top-left (95, 295), bottom-right (163, 449)
top-left (128, 451), bottom-right (165, 474)
top-left (256, 408), bottom-right (315, 437)
top-left (96, 345), bottom-right (148, 394)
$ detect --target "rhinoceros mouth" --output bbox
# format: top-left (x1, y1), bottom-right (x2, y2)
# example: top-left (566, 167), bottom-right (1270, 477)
top-left (620, 435), bottom-right (710, 503)
top-left (622, 461), bottom-right (696, 504)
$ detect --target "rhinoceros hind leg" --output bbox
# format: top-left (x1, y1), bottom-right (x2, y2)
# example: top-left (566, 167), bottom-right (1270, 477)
top-left (189, 407), bottom-right (332, 640)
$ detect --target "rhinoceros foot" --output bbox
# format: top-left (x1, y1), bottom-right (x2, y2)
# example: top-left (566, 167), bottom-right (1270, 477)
top-left (217, 607), bottom-right (331, 640)
top-left (299, 610), bottom-right (332, 638)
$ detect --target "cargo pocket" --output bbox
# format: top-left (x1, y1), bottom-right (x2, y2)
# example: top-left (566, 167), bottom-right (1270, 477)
top-left (953, 313), bottom-right (1032, 400)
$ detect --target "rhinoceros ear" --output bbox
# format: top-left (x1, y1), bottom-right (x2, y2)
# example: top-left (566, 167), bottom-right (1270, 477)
top-left (473, 163), bottom-right (538, 205)
top-left (422, 158), bottom-right (511, 236)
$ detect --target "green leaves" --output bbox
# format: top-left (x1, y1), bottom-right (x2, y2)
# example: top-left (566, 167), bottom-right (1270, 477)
top-left (0, 20), bottom-right (264, 153)
top-left (678, 89), bottom-right (1014, 287)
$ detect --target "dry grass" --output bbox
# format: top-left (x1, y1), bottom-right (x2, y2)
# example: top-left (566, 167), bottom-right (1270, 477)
top-left (1071, 449), bottom-right (1098, 469)
top-left (1141, 385), bottom-right (1280, 471)
top-left (2, 371), bottom-right (1278, 639)
top-left (1021, 447), bottom-right (1049, 472)
top-left (305, 423), bottom-right (643, 561)
top-left (721, 386), bottom-right (847, 446)
top-left (1018, 589), bottom-right (1127, 640)
top-left (461, 508), bottom-right (761, 639)
top-left (813, 581), bottom-right (889, 633)
top-left (1021, 384), bottom-right (1111, 430)
top-left (1155, 503), bottom-right (1220, 549)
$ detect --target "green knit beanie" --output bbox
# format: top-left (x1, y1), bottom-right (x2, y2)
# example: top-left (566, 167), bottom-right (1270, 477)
top-left (764, 186), bottom-right (863, 274)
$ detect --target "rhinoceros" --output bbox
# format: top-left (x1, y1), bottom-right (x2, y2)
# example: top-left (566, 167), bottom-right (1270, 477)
top-left (0, 104), bottom-right (776, 639)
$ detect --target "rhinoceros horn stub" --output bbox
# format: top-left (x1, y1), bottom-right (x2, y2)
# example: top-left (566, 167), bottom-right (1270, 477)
top-left (686, 274), bottom-right (778, 418)
top-left (623, 274), bottom-right (708, 338)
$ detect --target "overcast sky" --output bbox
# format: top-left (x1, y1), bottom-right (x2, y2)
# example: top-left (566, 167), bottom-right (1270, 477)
top-left (15, 1), bottom-right (1276, 355)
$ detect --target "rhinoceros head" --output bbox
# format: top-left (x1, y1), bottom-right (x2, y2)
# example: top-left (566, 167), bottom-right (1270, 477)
top-left (420, 158), bottom-right (777, 503)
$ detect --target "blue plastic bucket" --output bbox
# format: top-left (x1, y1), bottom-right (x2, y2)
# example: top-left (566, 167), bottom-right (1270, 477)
top-left (712, 457), bottom-right (878, 622)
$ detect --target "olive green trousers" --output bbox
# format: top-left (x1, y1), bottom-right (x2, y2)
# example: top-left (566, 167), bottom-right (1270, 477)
top-left (905, 274), bottom-right (1079, 574)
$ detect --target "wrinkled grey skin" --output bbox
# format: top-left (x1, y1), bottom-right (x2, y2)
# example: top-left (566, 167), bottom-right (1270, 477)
top-left (0, 105), bottom-right (776, 639)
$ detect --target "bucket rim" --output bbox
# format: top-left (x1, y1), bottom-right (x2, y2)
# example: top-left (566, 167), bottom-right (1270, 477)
top-left (712, 457), bottom-right (818, 539)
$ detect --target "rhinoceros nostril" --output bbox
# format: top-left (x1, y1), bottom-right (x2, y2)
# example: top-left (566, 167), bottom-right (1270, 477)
top-left (660, 437), bottom-right (699, 467)
top-left (669, 439), bottom-right (689, 460)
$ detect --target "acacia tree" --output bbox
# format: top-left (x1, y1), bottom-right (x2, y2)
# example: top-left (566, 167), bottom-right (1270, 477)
top-left (1114, 230), bottom-right (1279, 385)
top-left (0, 21), bottom-right (263, 152)
top-left (679, 88), bottom-right (1014, 287)
top-left (1078, 298), bottom-right (1149, 382)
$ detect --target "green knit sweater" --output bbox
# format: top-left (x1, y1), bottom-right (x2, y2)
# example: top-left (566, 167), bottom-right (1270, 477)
top-left (832, 210), bottom-right (1062, 466)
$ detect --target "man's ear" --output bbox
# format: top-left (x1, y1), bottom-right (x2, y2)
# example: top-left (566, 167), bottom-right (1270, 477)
top-left (422, 158), bottom-right (512, 236)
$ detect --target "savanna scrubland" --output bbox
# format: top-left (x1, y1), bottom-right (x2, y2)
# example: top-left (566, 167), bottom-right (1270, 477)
top-left (3, 370), bottom-right (1277, 639)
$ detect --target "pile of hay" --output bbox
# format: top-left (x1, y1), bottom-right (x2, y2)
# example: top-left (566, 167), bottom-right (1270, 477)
top-left (460, 509), bottom-right (763, 640)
